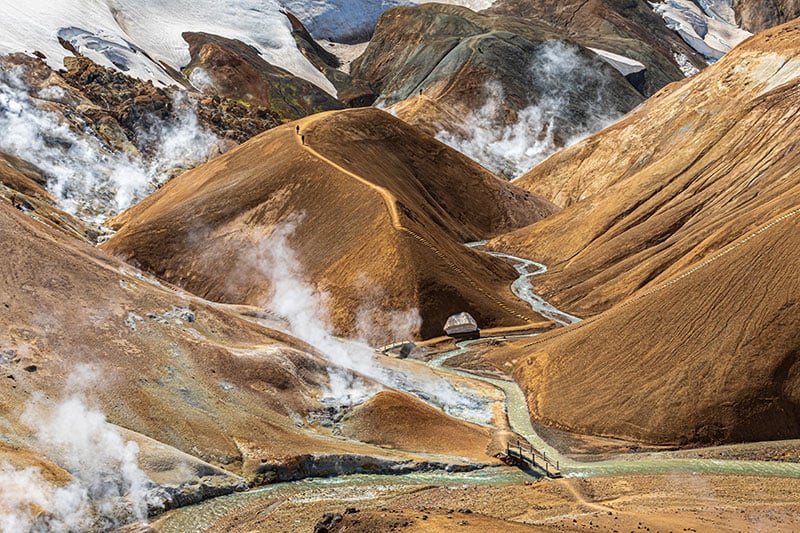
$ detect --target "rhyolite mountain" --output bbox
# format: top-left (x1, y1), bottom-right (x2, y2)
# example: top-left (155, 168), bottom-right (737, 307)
top-left (352, 4), bottom-right (645, 178)
top-left (101, 108), bottom-right (557, 340)
top-left (485, 0), bottom-right (708, 92)
top-left (487, 19), bottom-right (800, 446)
top-left (0, 193), bottom-right (510, 514)
top-left (734, 0), bottom-right (800, 33)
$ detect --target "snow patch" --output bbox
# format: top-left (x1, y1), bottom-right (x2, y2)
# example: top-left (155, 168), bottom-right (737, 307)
top-left (651, 0), bottom-right (751, 61)
top-left (318, 41), bottom-right (369, 74)
top-left (0, 0), bottom-right (336, 95)
top-left (673, 51), bottom-right (700, 77)
top-left (588, 48), bottom-right (646, 76)
top-left (281, 0), bottom-right (497, 44)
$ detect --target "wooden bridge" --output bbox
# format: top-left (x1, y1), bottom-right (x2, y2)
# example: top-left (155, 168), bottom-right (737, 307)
top-left (506, 438), bottom-right (562, 478)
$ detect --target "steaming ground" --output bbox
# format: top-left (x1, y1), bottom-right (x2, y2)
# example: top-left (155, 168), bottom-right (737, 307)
top-left (0, 72), bottom-right (218, 224)
top-left (250, 218), bottom-right (494, 424)
top-left (0, 368), bottom-right (158, 532)
top-left (434, 42), bottom-right (628, 179)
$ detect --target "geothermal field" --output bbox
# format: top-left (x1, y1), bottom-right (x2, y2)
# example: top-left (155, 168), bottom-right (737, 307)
top-left (1, 0), bottom-right (800, 531)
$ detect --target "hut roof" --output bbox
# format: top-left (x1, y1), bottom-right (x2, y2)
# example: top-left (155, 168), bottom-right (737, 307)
top-left (444, 312), bottom-right (479, 335)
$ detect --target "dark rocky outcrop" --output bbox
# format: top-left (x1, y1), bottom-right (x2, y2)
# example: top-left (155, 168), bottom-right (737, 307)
top-left (284, 11), bottom-right (378, 107)
top-left (183, 32), bottom-right (344, 121)
top-left (735, 0), bottom-right (800, 33)
top-left (351, 4), bottom-right (643, 178)
top-left (487, 0), bottom-right (707, 95)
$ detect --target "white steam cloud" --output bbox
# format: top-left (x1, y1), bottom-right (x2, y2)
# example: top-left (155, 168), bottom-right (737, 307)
top-left (0, 69), bottom-right (218, 224)
top-left (436, 41), bottom-right (626, 179)
top-left (0, 367), bottom-right (159, 532)
top-left (235, 217), bottom-right (492, 423)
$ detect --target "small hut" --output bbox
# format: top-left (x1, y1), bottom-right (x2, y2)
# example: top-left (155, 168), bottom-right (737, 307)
top-left (443, 312), bottom-right (480, 340)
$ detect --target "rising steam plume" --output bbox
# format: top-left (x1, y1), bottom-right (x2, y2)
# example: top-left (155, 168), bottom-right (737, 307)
top-left (436, 41), bottom-right (629, 179)
top-left (0, 70), bottom-right (218, 225)
top-left (0, 367), bottom-right (159, 532)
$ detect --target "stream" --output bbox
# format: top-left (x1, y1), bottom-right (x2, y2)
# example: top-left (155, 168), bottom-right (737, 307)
top-left (154, 245), bottom-right (800, 530)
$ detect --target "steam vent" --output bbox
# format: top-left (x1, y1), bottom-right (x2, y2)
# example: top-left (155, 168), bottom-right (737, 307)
top-left (2, 0), bottom-right (800, 530)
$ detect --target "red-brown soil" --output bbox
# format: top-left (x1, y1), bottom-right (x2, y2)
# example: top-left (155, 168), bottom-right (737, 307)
top-left (102, 107), bottom-right (557, 339)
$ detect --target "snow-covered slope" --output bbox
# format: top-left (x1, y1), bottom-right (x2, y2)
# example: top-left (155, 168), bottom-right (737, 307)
top-left (260, 0), bottom-right (497, 43)
top-left (1, 0), bottom-right (499, 94)
top-left (652, 0), bottom-right (751, 61)
top-left (1, 0), bottom-right (336, 94)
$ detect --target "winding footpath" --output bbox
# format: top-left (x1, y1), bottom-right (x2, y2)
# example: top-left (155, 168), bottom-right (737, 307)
top-left (295, 113), bottom-right (535, 323)
top-left (154, 121), bottom-right (800, 531)
top-left (295, 114), bottom-right (800, 478)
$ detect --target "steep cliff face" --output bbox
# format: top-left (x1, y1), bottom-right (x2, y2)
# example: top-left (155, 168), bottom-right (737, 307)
top-left (487, 20), bottom-right (800, 445)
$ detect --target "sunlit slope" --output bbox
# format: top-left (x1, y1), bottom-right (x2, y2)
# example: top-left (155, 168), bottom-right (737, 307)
top-left (485, 21), bottom-right (800, 446)
top-left (494, 209), bottom-right (800, 445)
top-left (495, 20), bottom-right (800, 316)
top-left (103, 108), bottom-right (557, 338)
top-left (1, 200), bottom-right (502, 486)
top-left (0, 200), bottom-right (343, 469)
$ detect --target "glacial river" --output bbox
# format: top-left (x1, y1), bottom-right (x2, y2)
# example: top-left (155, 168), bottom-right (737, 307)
top-left (155, 245), bottom-right (800, 530)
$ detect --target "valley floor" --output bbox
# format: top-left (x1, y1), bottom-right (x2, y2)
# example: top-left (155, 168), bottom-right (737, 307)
top-left (151, 473), bottom-right (800, 532)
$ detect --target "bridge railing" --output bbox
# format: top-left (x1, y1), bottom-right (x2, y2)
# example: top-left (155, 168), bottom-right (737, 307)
top-left (506, 438), bottom-right (561, 478)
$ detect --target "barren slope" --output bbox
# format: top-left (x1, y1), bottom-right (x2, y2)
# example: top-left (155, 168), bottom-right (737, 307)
top-left (483, 22), bottom-right (800, 446)
top-left (495, 20), bottom-right (800, 316)
top-left (0, 199), bottom-right (506, 503)
top-left (491, 208), bottom-right (800, 445)
top-left (0, 200), bottom-right (345, 474)
top-left (102, 107), bottom-right (557, 339)
top-left (340, 390), bottom-right (492, 460)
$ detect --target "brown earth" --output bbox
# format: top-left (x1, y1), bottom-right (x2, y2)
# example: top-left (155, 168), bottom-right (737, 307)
top-left (490, 211), bottom-right (800, 445)
top-left (0, 200), bottom-right (506, 493)
top-left (496, 20), bottom-right (800, 316)
top-left (340, 390), bottom-right (492, 461)
top-left (0, 198), bottom-right (333, 475)
top-left (477, 21), bottom-right (800, 446)
top-left (153, 474), bottom-right (800, 532)
top-left (102, 107), bottom-right (557, 340)
top-left (183, 32), bottom-right (344, 121)
top-left (0, 153), bottom-right (95, 243)
top-left (735, 0), bottom-right (800, 33)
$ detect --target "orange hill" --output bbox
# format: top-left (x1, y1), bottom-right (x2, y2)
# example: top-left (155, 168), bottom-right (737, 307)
top-left (485, 21), bottom-right (800, 445)
top-left (103, 107), bottom-right (557, 339)
top-left (494, 20), bottom-right (800, 317)
top-left (491, 208), bottom-right (800, 445)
